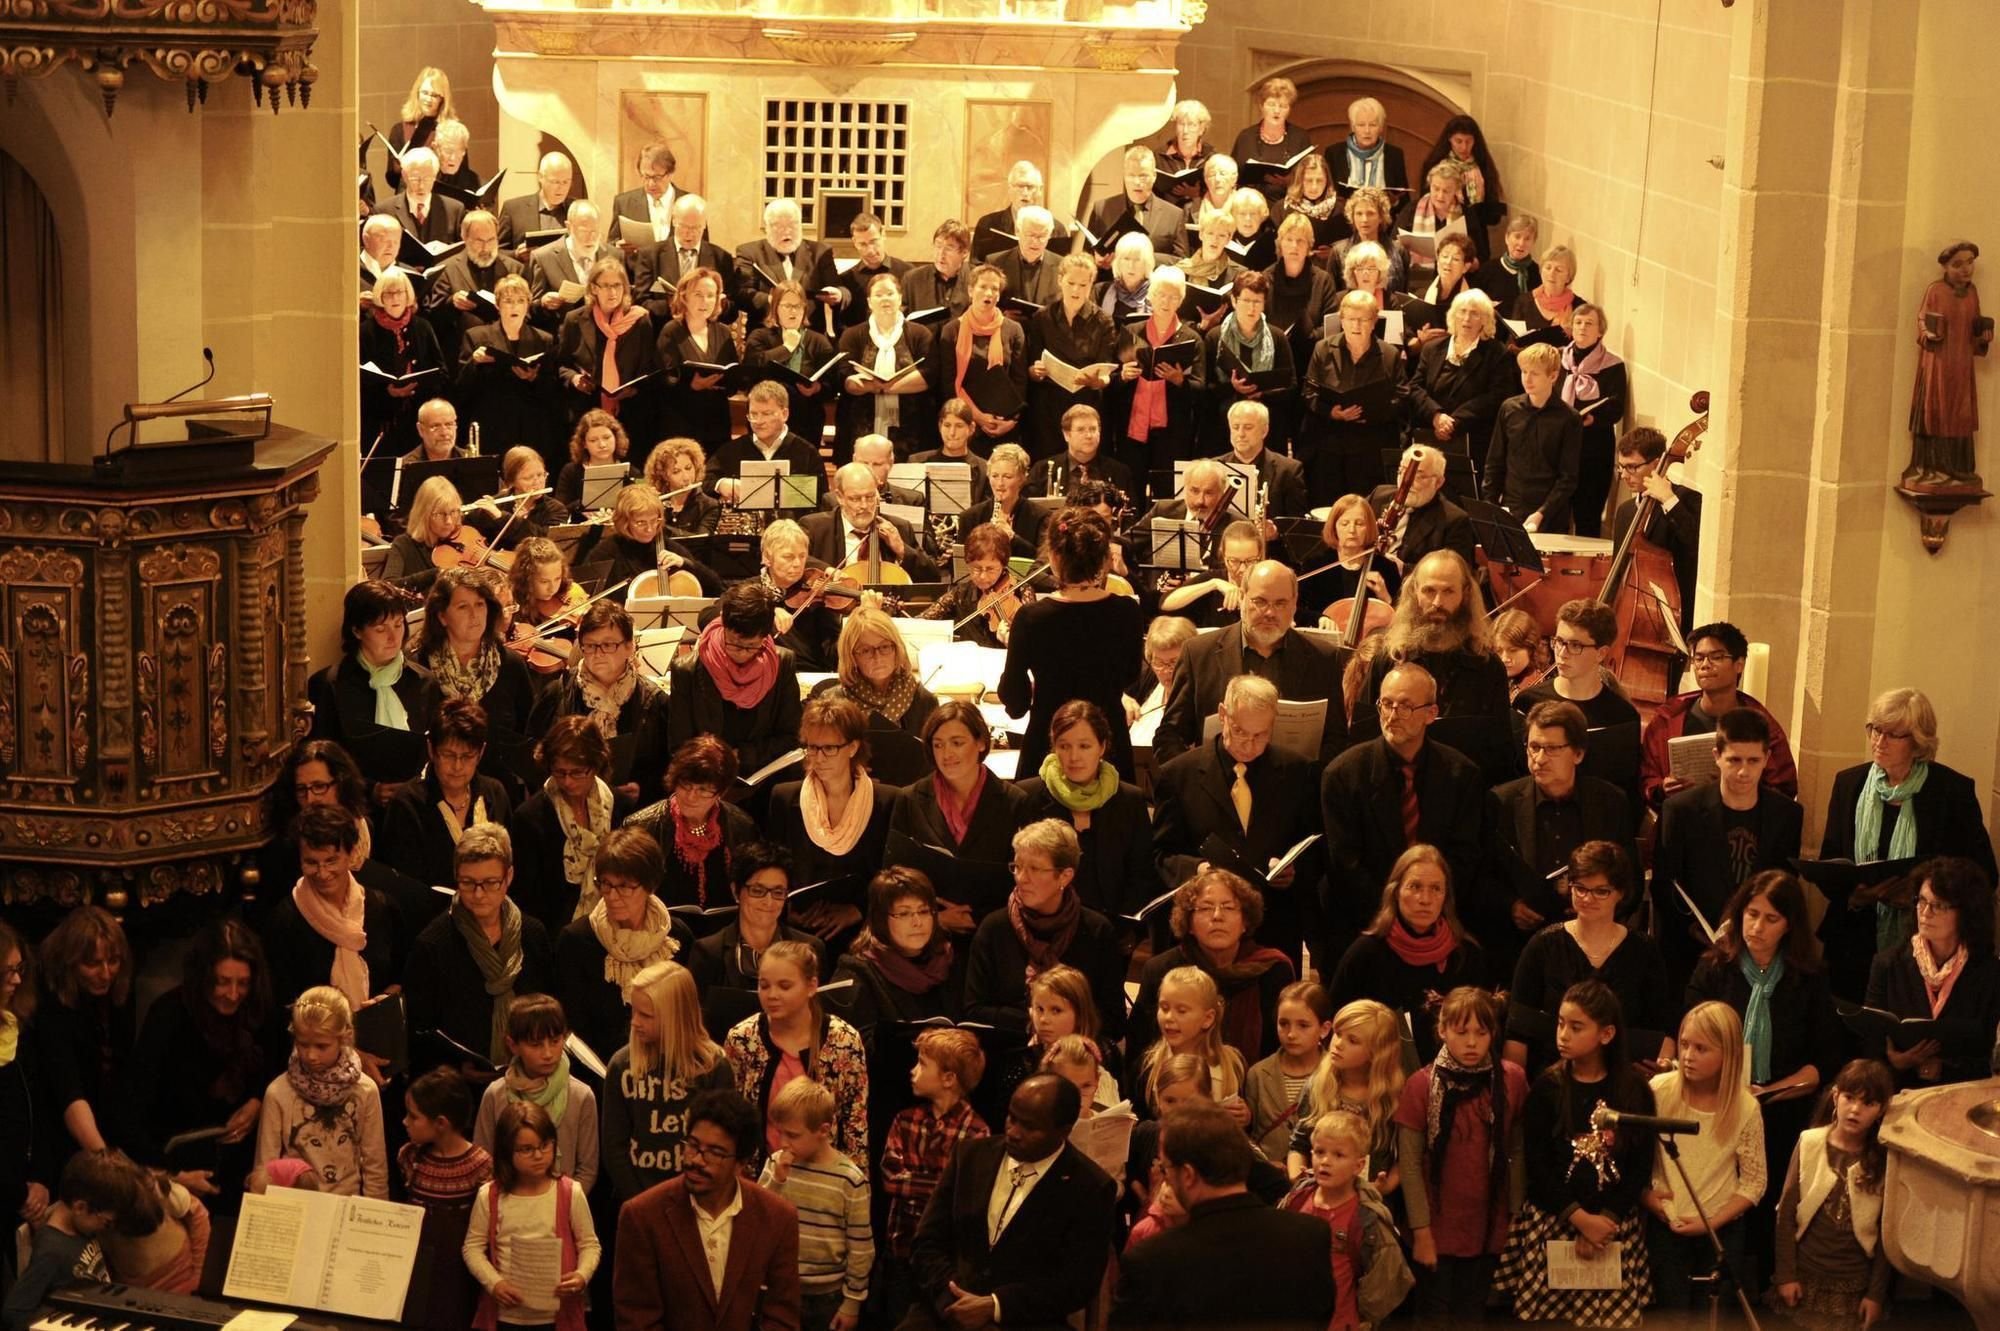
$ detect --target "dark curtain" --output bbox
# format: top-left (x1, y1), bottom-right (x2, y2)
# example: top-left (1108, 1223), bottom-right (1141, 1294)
top-left (0, 150), bottom-right (62, 462)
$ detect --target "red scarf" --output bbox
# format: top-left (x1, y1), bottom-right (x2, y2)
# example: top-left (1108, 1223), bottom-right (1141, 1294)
top-left (669, 792), bottom-right (728, 907)
top-left (935, 768), bottom-right (988, 845)
top-left (1126, 315), bottom-right (1177, 440)
top-left (370, 304), bottom-right (414, 363)
top-left (1008, 887), bottom-right (1082, 983)
top-left (593, 303), bottom-right (645, 412)
top-left (953, 304), bottom-right (1008, 398)
top-left (861, 936), bottom-right (955, 995)
top-left (695, 619), bottom-right (779, 708)
top-left (1386, 916), bottom-right (1458, 972)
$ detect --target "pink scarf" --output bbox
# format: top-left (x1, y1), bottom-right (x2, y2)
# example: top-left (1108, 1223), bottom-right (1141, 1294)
top-left (593, 303), bottom-right (644, 412)
top-left (1561, 340), bottom-right (1623, 410)
top-left (1126, 316), bottom-right (1177, 441)
top-left (291, 876), bottom-right (370, 1008)
top-left (935, 768), bottom-right (988, 845)
top-left (801, 771), bottom-right (875, 858)
top-left (695, 618), bottom-right (780, 708)
top-left (1912, 934), bottom-right (1968, 1018)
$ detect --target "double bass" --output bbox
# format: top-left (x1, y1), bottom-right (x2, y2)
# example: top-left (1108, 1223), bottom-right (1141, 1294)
top-left (1595, 390), bottom-right (1707, 713)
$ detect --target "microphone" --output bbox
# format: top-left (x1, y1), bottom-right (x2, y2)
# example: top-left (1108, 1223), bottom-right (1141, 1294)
top-left (1592, 1106), bottom-right (1701, 1136)
top-left (165, 348), bottom-right (217, 403)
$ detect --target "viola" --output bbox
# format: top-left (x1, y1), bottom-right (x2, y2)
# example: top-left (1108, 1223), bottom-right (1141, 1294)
top-left (430, 525), bottom-right (501, 571)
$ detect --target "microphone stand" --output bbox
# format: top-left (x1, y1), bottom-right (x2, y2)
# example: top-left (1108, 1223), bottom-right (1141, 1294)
top-left (1655, 1130), bottom-right (1762, 1331)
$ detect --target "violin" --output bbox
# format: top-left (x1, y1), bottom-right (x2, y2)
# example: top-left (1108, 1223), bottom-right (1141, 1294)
top-left (505, 578), bottom-right (632, 675)
top-left (957, 559), bottom-right (1050, 640)
top-left (1324, 450), bottom-right (1419, 649)
top-left (431, 524), bottom-right (502, 571)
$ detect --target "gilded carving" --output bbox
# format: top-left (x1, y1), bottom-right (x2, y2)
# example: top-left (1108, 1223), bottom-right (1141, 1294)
top-left (207, 642), bottom-right (227, 760)
top-left (137, 543), bottom-right (222, 582)
top-left (0, 548), bottom-right (84, 584)
top-left (67, 653), bottom-right (89, 768)
top-left (136, 652), bottom-right (158, 769)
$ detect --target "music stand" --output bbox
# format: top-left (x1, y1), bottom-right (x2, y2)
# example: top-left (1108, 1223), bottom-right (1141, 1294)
top-left (922, 463), bottom-right (975, 520)
top-left (736, 461), bottom-right (790, 512)
top-left (1465, 499), bottom-right (1542, 573)
top-left (393, 455), bottom-right (501, 516)
top-left (1380, 447), bottom-right (1481, 503)
top-left (579, 462), bottom-right (629, 512)
top-left (1146, 518), bottom-right (1208, 573)
top-left (1271, 515), bottom-right (1325, 565)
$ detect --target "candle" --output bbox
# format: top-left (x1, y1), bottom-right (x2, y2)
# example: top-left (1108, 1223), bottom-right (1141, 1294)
top-left (1742, 641), bottom-right (1770, 700)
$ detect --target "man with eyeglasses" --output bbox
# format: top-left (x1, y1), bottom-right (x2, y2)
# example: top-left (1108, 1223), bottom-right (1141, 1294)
top-left (1639, 620), bottom-right (1797, 811)
top-left (1154, 675), bottom-right (1322, 963)
top-left (615, 1087), bottom-right (804, 1331)
top-left (400, 397), bottom-right (462, 463)
top-left (1156, 520), bottom-right (1262, 629)
top-left (528, 199), bottom-right (614, 328)
top-left (610, 140), bottom-right (684, 249)
top-left (403, 823), bottom-right (553, 1083)
top-left (1155, 560), bottom-right (1344, 765)
top-left (1511, 599), bottom-right (1642, 803)
top-left (496, 150), bottom-right (573, 251)
top-left (1490, 701), bottom-right (1641, 972)
top-left (705, 380), bottom-right (823, 506)
top-left (1320, 662), bottom-right (1488, 955)
top-left (800, 461), bottom-right (939, 580)
top-left (1653, 707), bottom-right (1804, 986)
top-left (1611, 425), bottom-right (1701, 634)
top-left (1371, 443), bottom-right (1476, 574)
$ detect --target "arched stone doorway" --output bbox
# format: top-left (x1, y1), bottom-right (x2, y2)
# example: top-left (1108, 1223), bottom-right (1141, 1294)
top-left (1269, 58), bottom-right (1465, 175)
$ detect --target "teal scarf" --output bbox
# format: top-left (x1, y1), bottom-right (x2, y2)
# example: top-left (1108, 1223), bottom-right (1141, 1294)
top-left (1219, 312), bottom-right (1275, 374)
top-left (364, 654), bottom-right (410, 729)
top-left (1037, 753), bottom-right (1120, 812)
top-left (1859, 760), bottom-right (1928, 949)
top-left (1737, 951), bottom-right (1785, 1083)
top-left (506, 1050), bottom-right (572, 1129)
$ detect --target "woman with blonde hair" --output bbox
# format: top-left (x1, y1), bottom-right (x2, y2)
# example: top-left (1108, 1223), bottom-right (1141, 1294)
top-left (770, 696), bottom-right (894, 905)
top-left (1300, 286), bottom-right (1402, 502)
top-left (385, 66), bottom-right (454, 191)
top-left (381, 474), bottom-right (468, 585)
top-left (1327, 95), bottom-right (1409, 194)
top-left (1492, 606), bottom-right (1550, 699)
top-left (1281, 152), bottom-right (1343, 251)
top-left (642, 436), bottom-right (722, 535)
top-left (655, 265), bottom-right (735, 445)
top-left (824, 606), bottom-right (938, 738)
top-left (1159, 98), bottom-right (1214, 180)
top-left (1512, 244), bottom-right (1585, 339)
top-left (1408, 286), bottom-right (1511, 466)
top-left (1231, 75), bottom-right (1312, 199)
top-left (360, 267), bottom-right (443, 458)
top-left (574, 481), bottom-right (715, 593)
top-left (1325, 185), bottom-right (1408, 294)
top-left (599, 959), bottom-right (732, 1205)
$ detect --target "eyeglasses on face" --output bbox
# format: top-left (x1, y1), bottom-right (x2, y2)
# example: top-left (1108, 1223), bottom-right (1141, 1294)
top-left (1864, 723), bottom-right (1913, 743)
top-left (1689, 650), bottom-right (1738, 666)
top-left (739, 884), bottom-right (790, 902)
top-left (580, 638), bottom-right (629, 655)
top-left (1551, 636), bottom-right (1598, 654)
top-left (803, 742), bottom-right (851, 758)
top-left (888, 907), bottom-right (935, 923)
top-left (294, 780), bottom-right (338, 799)
top-left (1376, 699), bottom-right (1436, 716)
top-left (1525, 743), bottom-right (1575, 759)
top-left (1570, 884), bottom-right (1619, 902)
top-left (684, 1140), bottom-right (736, 1163)
top-left (459, 876), bottom-right (508, 896)
top-left (1916, 895), bottom-right (1955, 915)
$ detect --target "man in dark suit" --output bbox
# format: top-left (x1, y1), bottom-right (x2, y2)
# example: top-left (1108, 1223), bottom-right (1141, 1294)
top-left (1374, 443), bottom-right (1476, 572)
top-left (374, 146), bottom-right (465, 247)
top-left (1611, 425), bottom-right (1701, 635)
top-left (1491, 700), bottom-right (1642, 972)
top-left (971, 161), bottom-right (1070, 260)
top-left (1026, 404), bottom-right (1134, 502)
top-left (1321, 662), bottom-right (1489, 951)
top-left (495, 150), bottom-right (573, 250)
top-left (903, 219), bottom-right (975, 320)
top-left (991, 207), bottom-right (1063, 313)
top-left (527, 200), bottom-right (615, 329)
top-left (904, 1074), bottom-right (1116, 1331)
top-left (633, 193), bottom-right (733, 319)
top-left (1113, 1104), bottom-right (1335, 1329)
top-left (426, 209), bottom-right (521, 371)
top-left (734, 198), bottom-right (836, 321)
top-left (800, 462), bottom-right (940, 580)
top-left (829, 212), bottom-right (911, 333)
top-left (705, 380), bottom-right (824, 505)
top-left (1086, 145), bottom-right (1189, 264)
top-left (614, 1088), bottom-right (802, 1331)
top-left (1217, 399), bottom-right (1309, 526)
top-left (1154, 675), bottom-right (1324, 960)
top-left (1654, 707), bottom-right (1805, 985)
top-left (1156, 561), bottom-right (1344, 764)
top-left (609, 139), bottom-right (686, 248)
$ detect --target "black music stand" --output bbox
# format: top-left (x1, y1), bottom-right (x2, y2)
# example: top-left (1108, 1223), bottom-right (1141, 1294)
top-left (1465, 499), bottom-right (1543, 612)
top-left (393, 454), bottom-right (502, 517)
top-left (1143, 518), bottom-right (1210, 577)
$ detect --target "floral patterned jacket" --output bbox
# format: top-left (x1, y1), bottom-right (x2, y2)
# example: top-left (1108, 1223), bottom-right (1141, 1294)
top-left (724, 1011), bottom-right (870, 1163)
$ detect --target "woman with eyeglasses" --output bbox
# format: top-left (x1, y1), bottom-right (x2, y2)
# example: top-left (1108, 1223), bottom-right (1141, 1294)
top-left (506, 716), bottom-right (642, 938)
top-left (525, 601), bottom-right (671, 807)
top-left (819, 608), bottom-right (937, 744)
top-left (830, 868), bottom-right (965, 1037)
top-left (552, 829), bottom-right (695, 1060)
top-left (668, 582), bottom-right (804, 787)
top-left (558, 256), bottom-right (661, 438)
top-left (887, 700), bottom-right (1032, 936)
top-left (626, 735), bottom-right (756, 917)
top-left (1818, 689), bottom-right (1998, 955)
top-left (1017, 701), bottom-right (1154, 923)
top-left (1504, 840), bottom-right (1673, 1078)
top-left (769, 698), bottom-right (894, 940)
top-left (686, 842), bottom-right (829, 995)
top-left (378, 699), bottom-right (515, 893)
top-left (1326, 846), bottom-right (1487, 1062)
top-left (1863, 856), bottom-right (2000, 1088)
top-left (1123, 868), bottom-right (1294, 1066)
top-left (963, 819), bottom-right (1127, 1040)
top-left (573, 482), bottom-right (720, 595)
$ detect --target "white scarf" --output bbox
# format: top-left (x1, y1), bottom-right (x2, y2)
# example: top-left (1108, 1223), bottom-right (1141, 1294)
top-left (800, 771), bottom-right (876, 858)
top-left (437, 790), bottom-right (491, 843)
top-left (869, 315), bottom-right (904, 432)
top-left (552, 777), bottom-right (615, 919)
top-left (588, 896), bottom-right (679, 997)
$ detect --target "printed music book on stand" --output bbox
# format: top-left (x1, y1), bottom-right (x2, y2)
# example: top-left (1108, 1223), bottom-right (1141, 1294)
top-left (1147, 517), bottom-right (1207, 573)
top-left (579, 462), bottom-right (629, 513)
top-left (922, 463), bottom-right (975, 518)
top-left (223, 1187), bottom-right (425, 1322)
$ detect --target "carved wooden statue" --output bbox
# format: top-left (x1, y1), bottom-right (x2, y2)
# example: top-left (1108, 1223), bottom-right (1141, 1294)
top-left (1906, 240), bottom-right (1993, 489)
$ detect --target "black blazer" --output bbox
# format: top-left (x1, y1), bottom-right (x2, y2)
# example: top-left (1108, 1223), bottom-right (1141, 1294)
top-left (1819, 761), bottom-right (1997, 884)
top-left (1086, 194), bottom-right (1189, 260)
top-left (1113, 1191), bottom-right (1335, 1331)
top-left (376, 191), bottom-right (465, 247)
top-left (1154, 624), bottom-right (1346, 766)
top-left (306, 655), bottom-right (437, 786)
top-left (834, 319), bottom-right (936, 454)
top-left (495, 192), bottom-right (568, 248)
top-left (632, 238), bottom-right (733, 308)
top-left (767, 778), bottom-right (898, 893)
top-left (964, 903), bottom-right (1128, 1039)
top-left (956, 497), bottom-right (1046, 560)
top-left (911, 1138), bottom-right (1118, 1331)
top-left (506, 788), bottom-right (643, 936)
top-left (1017, 780), bottom-right (1156, 919)
top-left (1374, 487), bottom-right (1476, 569)
top-left (553, 912), bottom-right (697, 1060)
top-left (556, 304), bottom-right (661, 403)
top-left (1153, 738), bottom-right (1320, 902)
top-left (992, 250), bottom-right (1063, 309)
top-left (377, 772), bottom-right (515, 889)
top-left (1654, 783), bottom-right (1804, 921)
top-left (1320, 737), bottom-right (1488, 935)
top-left (888, 775), bottom-right (1033, 919)
top-left (403, 906), bottom-right (553, 1072)
top-left (733, 239), bottom-right (835, 317)
top-left (665, 647), bottom-right (803, 778)
top-left (1491, 774), bottom-right (1641, 919)
top-left (687, 921), bottom-right (830, 992)
top-left (1407, 335), bottom-right (1513, 455)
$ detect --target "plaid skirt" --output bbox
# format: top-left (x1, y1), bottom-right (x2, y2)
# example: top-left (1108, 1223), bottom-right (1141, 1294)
top-left (1494, 1202), bottom-right (1653, 1328)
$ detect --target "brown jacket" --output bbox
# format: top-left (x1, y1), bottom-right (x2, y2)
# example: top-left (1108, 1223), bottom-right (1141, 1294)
top-left (613, 1175), bottom-right (800, 1331)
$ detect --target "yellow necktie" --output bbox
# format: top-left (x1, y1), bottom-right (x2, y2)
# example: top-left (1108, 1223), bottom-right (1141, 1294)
top-left (1232, 761), bottom-right (1252, 831)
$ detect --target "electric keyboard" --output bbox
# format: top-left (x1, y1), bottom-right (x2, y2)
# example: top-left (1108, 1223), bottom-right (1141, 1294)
top-left (37, 1283), bottom-right (383, 1331)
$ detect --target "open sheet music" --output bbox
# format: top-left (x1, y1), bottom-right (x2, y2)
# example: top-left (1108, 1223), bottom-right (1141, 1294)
top-left (223, 1187), bottom-right (424, 1321)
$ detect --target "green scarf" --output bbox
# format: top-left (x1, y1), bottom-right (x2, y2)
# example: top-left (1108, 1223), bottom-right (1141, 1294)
top-left (0, 1011), bottom-right (16, 1068)
top-left (451, 898), bottom-right (524, 1065)
top-left (1859, 760), bottom-right (1927, 950)
top-left (1038, 753), bottom-right (1120, 812)
top-left (363, 654), bottom-right (410, 729)
top-left (1737, 951), bottom-right (1784, 1083)
top-left (506, 1051), bottom-right (572, 1128)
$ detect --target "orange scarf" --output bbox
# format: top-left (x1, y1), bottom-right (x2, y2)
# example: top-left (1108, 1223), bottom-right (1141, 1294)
top-left (593, 304), bottom-right (644, 411)
top-left (954, 305), bottom-right (1007, 398)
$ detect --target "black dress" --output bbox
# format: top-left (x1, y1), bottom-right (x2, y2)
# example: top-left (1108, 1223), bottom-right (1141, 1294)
top-left (458, 322), bottom-right (564, 469)
top-left (34, 995), bottom-right (135, 1173)
top-left (1024, 301), bottom-right (1120, 459)
top-left (999, 595), bottom-right (1146, 781)
top-left (360, 313), bottom-right (445, 458)
top-left (1508, 923), bottom-right (1674, 1074)
top-left (656, 319), bottom-right (738, 446)
top-left (128, 988), bottom-right (286, 1201)
top-left (767, 778), bottom-right (898, 897)
top-left (1327, 930), bottom-right (1487, 1061)
top-left (1299, 334), bottom-right (1404, 505)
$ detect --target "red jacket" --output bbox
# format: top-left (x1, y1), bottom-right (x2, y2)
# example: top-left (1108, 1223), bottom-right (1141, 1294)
top-left (614, 1175), bottom-right (800, 1331)
top-left (1639, 690), bottom-right (1798, 809)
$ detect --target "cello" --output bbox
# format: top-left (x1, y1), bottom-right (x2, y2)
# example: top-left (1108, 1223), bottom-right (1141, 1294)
top-left (1595, 390), bottom-right (1707, 714)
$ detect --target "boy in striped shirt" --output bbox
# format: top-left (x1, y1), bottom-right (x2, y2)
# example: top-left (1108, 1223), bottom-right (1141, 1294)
top-left (759, 1077), bottom-right (874, 1330)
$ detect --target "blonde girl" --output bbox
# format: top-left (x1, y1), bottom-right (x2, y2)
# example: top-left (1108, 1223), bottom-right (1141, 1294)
top-left (1040, 1033), bottom-right (1120, 1115)
top-left (724, 940), bottom-right (870, 1163)
top-left (1643, 1001), bottom-right (1766, 1310)
top-left (1288, 999), bottom-right (1403, 1191)
top-left (602, 960), bottom-right (734, 1204)
top-left (255, 986), bottom-right (388, 1198)
top-left (464, 1100), bottom-right (600, 1331)
top-left (1138, 966), bottom-right (1244, 1119)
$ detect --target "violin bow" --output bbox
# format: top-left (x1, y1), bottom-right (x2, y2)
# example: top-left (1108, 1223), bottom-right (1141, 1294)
top-left (955, 559), bottom-right (1050, 632)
